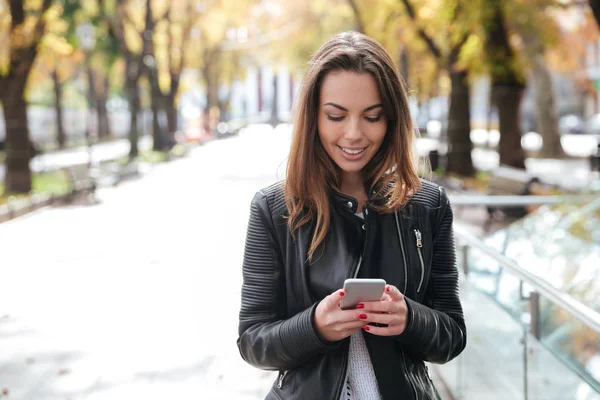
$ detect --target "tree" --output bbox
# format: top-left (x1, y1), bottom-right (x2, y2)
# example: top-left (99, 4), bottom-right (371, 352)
top-left (162, 0), bottom-right (195, 139)
top-left (141, 0), bottom-right (167, 151)
top-left (188, 0), bottom-right (255, 131)
top-left (67, 0), bottom-right (120, 141)
top-left (0, 0), bottom-right (54, 193)
top-left (400, 0), bottom-right (476, 176)
top-left (32, 24), bottom-right (78, 149)
top-left (346, 0), bottom-right (365, 33)
top-left (102, 0), bottom-right (145, 159)
top-left (510, 1), bottom-right (565, 158)
top-left (484, 0), bottom-right (526, 169)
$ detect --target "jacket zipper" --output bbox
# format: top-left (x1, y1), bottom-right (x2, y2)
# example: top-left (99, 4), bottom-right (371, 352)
top-left (401, 347), bottom-right (418, 400)
top-left (394, 211), bottom-right (408, 293)
top-left (414, 229), bottom-right (425, 293)
top-left (352, 256), bottom-right (363, 278)
top-left (333, 351), bottom-right (350, 400)
top-left (351, 204), bottom-right (368, 279)
top-left (395, 211), bottom-right (417, 399)
top-left (277, 370), bottom-right (288, 389)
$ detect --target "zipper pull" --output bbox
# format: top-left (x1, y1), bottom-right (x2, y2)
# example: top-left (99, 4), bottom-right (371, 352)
top-left (277, 371), bottom-right (287, 389)
top-left (414, 229), bottom-right (422, 247)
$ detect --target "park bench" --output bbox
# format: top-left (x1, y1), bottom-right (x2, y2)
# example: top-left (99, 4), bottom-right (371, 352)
top-left (65, 164), bottom-right (97, 202)
top-left (485, 165), bottom-right (549, 224)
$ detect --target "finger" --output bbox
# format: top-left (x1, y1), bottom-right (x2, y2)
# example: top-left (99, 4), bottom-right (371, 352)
top-left (337, 319), bottom-right (369, 332)
top-left (325, 289), bottom-right (347, 310)
top-left (362, 324), bottom-right (404, 336)
top-left (357, 301), bottom-right (393, 313)
top-left (337, 309), bottom-right (371, 323)
top-left (359, 312), bottom-right (400, 326)
top-left (385, 285), bottom-right (404, 302)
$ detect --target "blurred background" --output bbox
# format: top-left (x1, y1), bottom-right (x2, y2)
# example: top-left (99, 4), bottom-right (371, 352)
top-left (1, 0), bottom-right (600, 399)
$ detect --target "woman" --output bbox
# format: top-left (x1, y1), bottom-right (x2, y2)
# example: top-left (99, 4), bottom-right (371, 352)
top-left (237, 31), bottom-right (466, 400)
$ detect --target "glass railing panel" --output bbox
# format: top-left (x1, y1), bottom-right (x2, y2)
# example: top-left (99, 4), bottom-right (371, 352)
top-left (526, 331), bottom-right (600, 400)
top-left (528, 297), bottom-right (600, 399)
top-left (465, 247), bottom-right (529, 321)
top-left (434, 279), bottom-right (526, 399)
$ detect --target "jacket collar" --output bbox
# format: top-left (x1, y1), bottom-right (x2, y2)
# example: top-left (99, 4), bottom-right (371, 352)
top-left (331, 190), bottom-right (359, 213)
top-left (330, 180), bottom-right (395, 213)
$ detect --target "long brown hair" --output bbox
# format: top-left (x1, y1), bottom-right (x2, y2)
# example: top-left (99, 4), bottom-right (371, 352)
top-left (285, 31), bottom-right (421, 261)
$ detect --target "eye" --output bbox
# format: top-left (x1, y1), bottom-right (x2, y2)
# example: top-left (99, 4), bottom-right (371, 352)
top-left (327, 115), bottom-right (345, 122)
top-left (365, 115), bottom-right (381, 123)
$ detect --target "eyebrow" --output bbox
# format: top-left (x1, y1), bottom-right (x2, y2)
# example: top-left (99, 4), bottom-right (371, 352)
top-left (323, 102), bottom-right (383, 112)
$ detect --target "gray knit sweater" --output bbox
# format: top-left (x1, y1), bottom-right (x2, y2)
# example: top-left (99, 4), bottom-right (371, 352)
top-left (339, 212), bottom-right (383, 400)
top-left (340, 331), bottom-right (383, 400)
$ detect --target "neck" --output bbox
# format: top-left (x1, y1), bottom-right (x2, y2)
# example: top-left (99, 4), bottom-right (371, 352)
top-left (340, 171), bottom-right (367, 207)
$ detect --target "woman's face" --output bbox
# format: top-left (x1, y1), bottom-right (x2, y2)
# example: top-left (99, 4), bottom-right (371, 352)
top-left (317, 70), bottom-right (388, 179)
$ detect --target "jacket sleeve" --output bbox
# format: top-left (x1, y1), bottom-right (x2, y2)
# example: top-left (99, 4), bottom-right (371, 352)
top-left (396, 188), bottom-right (467, 364)
top-left (237, 191), bottom-right (338, 371)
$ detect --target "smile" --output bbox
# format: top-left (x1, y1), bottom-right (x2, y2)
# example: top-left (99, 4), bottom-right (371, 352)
top-left (338, 146), bottom-right (367, 155)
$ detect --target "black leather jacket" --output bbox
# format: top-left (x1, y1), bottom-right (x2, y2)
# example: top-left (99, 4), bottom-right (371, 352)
top-left (237, 180), bottom-right (466, 400)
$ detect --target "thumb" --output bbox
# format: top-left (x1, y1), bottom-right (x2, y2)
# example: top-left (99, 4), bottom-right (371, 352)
top-left (385, 285), bottom-right (404, 302)
top-left (326, 288), bottom-right (347, 309)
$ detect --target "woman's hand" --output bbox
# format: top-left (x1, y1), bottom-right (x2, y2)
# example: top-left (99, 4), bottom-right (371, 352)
top-left (358, 285), bottom-right (408, 336)
top-left (314, 289), bottom-right (370, 342)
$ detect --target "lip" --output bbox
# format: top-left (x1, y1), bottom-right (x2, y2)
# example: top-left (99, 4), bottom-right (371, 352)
top-left (337, 145), bottom-right (368, 161)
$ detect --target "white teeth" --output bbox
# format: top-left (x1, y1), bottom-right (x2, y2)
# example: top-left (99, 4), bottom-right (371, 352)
top-left (341, 147), bottom-right (365, 155)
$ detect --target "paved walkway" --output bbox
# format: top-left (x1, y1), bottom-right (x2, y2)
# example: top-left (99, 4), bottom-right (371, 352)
top-left (0, 128), bottom-right (287, 399)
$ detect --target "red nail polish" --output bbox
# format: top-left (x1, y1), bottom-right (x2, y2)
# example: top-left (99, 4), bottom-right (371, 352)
top-left (363, 326), bottom-right (370, 331)
top-left (359, 314), bottom-right (367, 320)
top-left (340, 291), bottom-right (345, 297)
top-left (386, 287), bottom-right (391, 293)
top-left (356, 303), bottom-right (364, 309)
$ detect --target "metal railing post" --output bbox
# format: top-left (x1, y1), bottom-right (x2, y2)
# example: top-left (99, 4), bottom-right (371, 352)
top-left (529, 291), bottom-right (541, 339)
top-left (523, 328), bottom-right (529, 400)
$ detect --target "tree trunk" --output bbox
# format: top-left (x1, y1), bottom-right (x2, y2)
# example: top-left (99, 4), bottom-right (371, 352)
top-left (125, 57), bottom-right (140, 159)
top-left (52, 67), bottom-right (66, 149)
top-left (270, 72), bottom-right (279, 126)
top-left (485, 1), bottom-right (526, 169)
top-left (165, 94), bottom-right (178, 139)
top-left (1, 87), bottom-right (32, 193)
top-left (142, 0), bottom-right (165, 151)
top-left (203, 64), bottom-right (212, 132)
top-left (166, 73), bottom-right (180, 139)
top-left (531, 56), bottom-right (565, 158)
top-left (257, 68), bottom-right (263, 113)
top-left (96, 74), bottom-right (111, 139)
top-left (399, 46), bottom-right (409, 90)
top-left (494, 84), bottom-right (526, 168)
top-left (150, 85), bottom-right (164, 151)
top-left (347, 0), bottom-right (365, 33)
top-left (515, 20), bottom-right (565, 158)
top-left (0, 0), bottom-right (52, 193)
top-left (446, 69), bottom-right (475, 176)
top-left (203, 60), bottom-right (219, 133)
top-left (85, 63), bottom-right (97, 141)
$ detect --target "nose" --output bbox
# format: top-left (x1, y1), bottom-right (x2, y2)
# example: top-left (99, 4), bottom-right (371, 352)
top-left (344, 117), bottom-right (362, 141)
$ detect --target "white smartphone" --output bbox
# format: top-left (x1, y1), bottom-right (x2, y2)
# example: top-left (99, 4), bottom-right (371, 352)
top-left (339, 278), bottom-right (386, 310)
